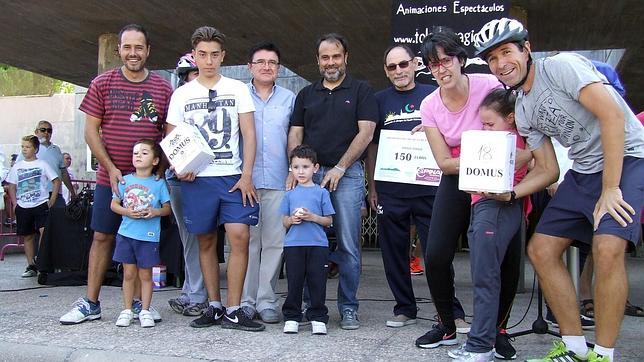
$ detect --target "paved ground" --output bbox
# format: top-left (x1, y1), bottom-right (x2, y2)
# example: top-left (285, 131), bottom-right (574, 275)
top-left (0, 249), bottom-right (643, 361)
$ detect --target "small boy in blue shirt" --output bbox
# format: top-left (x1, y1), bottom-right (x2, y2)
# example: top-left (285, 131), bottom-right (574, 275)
top-left (280, 144), bottom-right (335, 335)
top-left (110, 139), bottom-right (171, 328)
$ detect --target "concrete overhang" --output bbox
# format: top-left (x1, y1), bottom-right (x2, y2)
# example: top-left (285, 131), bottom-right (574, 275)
top-left (0, 0), bottom-right (642, 109)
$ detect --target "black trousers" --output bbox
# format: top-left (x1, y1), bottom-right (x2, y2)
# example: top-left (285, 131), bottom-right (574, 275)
top-left (377, 192), bottom-right (433, 318)
top-left (282, 246), bottom-right (329, 323)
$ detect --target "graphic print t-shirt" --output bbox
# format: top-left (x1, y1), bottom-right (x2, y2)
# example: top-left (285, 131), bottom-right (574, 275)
top-left (166, 76), bottom-right (256, 176)
top-left (516, 53), bottom-right (644, 173)
top-left (79, 68), bottom-right (172, 186)
top-left (6, 159), bottom-right (59, 208)
top-left (114, 174), bottom-right (171, 243)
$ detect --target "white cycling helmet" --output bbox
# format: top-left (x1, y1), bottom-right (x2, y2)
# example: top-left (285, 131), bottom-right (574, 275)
top-left (474, 18), bottom-right (528, 59)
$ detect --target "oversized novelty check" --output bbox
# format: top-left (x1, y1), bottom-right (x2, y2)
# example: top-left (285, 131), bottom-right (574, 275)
top-left (374, 129), bottom-right (442, 186)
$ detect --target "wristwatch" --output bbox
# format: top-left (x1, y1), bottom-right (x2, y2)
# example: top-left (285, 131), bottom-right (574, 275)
top-left (508, 190), bottom-right (517, 205)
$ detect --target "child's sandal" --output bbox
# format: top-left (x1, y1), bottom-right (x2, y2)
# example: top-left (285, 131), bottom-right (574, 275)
top-left (580, 299), bottom-right (594, 318)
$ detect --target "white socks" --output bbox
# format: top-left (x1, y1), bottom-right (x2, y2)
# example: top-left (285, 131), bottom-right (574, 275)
top-left (562, 335), bottom-right (589, 357)
top-left (593, 344), bottom-right (614, 361)
top-left (209, 301), bottom-right (223, 309)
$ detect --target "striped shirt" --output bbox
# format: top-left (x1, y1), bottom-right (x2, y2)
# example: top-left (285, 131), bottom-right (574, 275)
top-left (79, 68), bottom-right (172, 186)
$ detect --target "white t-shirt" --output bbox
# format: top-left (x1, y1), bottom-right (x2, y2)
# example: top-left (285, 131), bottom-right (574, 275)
top-left (166, 76), bottom-right (255, 177)
top-left (5, 159), bottom-right (59, 208)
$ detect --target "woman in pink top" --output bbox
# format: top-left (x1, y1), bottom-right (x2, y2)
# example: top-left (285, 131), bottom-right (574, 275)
top-left (414, 27), bottom-right (522, 360)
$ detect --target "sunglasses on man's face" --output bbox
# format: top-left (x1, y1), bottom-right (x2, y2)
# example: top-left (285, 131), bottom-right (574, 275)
top-left (207, 89), bottom-right (218, 112)
top-left (38, 127), bottom-right (53, 133)
top-left (385, 59), bottom-right (414, 72)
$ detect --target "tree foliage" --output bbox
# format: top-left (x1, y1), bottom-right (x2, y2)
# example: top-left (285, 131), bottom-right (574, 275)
top-left (0, 64), bottom-right (74, 96)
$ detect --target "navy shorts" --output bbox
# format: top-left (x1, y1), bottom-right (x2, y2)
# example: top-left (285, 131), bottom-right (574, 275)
top-left (16, 203), bottom-right (49, 236)
top-left (113, 234), bottom-right (160, 268)
top-left (90, 184), bottom-right (122, 235)
top-left (536, 156), bottom-right (643, 246)
top-left (180, 175), bottom-right (259, 234)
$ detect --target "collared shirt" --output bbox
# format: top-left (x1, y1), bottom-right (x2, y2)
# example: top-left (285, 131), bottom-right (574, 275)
top-left (290, 75), bottom-right (378, 167)
top-left (248, 81), bottom-right (295, 190)
top-left (17, 142), bottom-right (64, 192)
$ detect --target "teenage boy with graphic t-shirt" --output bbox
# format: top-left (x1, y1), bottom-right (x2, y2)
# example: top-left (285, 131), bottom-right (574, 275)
top-left (166, 26), bottom-right (263, 332)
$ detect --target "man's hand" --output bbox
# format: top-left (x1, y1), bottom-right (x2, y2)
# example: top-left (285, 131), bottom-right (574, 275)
top-left (109, 167), bottom-right (125, 197)
top-left (141, 207), bottom-right (158, 219)
top-left (593, 186), bottom-right (635, 230)
top-left (126, 207), bottom-right (145, 219)
top-left (285, 173), bottom-right (297, 190)
top-left (368, 189), bottom-right (378, 211)
top-left (176, 171), bottom-right (196, 182)
top-left (229, 175), bottom-right (258, 207)
top-left (320, 167), bottom-right (344, 192)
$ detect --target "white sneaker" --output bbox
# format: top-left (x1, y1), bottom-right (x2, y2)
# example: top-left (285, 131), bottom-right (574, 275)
top-left (115, 309), bottom-right (133, 327)
top-left (132, 301), bottom-right (162, 322)
top-left (311, 321), bottom-right (327, 335)
top-left (448, 344), bottom-right (494, 361)
top-left (139, 310), bottom-right (155, 328)
top-left (283, 320), bottom-right (299, 334)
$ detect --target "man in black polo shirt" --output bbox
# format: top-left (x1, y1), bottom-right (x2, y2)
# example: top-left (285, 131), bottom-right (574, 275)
top-left (288, 32), bottom-right (378, 330)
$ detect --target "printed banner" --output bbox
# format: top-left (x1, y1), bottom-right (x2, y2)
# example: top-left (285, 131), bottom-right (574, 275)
top-left (391, 0), bottom-right (509, 85)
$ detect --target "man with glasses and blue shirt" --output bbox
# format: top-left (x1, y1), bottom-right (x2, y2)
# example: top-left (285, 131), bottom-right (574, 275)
top-left (240, 41), bottom-right (295, 324)
top-left (17, 120), bottom-right (75, 208)
top-left (166, 26), bottom-right (264, 332)
top-left (288, 33), bottom-right (378, 330)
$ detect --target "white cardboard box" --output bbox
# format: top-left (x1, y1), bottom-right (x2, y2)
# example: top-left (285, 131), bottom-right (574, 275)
top-left (160, 123), bottom-right (215, 175)
top-left (458, 130), bottom-right (516, 193)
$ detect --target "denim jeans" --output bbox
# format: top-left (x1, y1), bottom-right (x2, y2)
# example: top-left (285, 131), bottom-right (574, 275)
top-left (314, 161), bottom-right (364, 313)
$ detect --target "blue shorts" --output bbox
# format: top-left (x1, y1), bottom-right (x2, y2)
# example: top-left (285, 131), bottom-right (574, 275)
top-left (180, 175), bottom-right (259, 234)
top-left (536, 156), bottom-right (643, 246)
top-left (113, 234), bottom-right (160, 268)
top-left (90, 184), bottom-right (122, 235)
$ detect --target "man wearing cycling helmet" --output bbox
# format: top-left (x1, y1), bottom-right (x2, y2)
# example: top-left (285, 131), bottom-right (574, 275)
top-left (474, 18), bottom-right (644, 362)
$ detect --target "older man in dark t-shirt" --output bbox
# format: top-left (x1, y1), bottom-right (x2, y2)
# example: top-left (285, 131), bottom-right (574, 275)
top-left (288, 33), bottom-right (377, 330)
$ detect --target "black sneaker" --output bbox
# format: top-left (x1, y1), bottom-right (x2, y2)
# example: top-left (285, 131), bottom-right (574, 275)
top-left (415, 323), bottom-right (458, 349)
top-left (495, 329), bottom-right (517, 360)
top-left (190, 305), bottom-right (224, 328)
top-left (546, 308), bottom-right (595, 330)
top-left (221, 308), bottom-right (266, 332)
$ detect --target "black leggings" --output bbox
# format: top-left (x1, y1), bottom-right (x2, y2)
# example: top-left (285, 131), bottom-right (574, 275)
top-left (425, 174), bottom-right (522, 332)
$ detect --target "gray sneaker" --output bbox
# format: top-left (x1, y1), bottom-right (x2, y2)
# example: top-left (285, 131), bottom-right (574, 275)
top-left (340, 309), bottom-right (360, 330)
top-left (183, 302), bottom-right (209, 316)
top-left (386, 314), bottom-right (417, 328)
top-left (448, 344), bottom-right (494, 361)
top-left (259, 308), bottom-right (280, 324)
top-left (241, 305), bottom-right (257, 319)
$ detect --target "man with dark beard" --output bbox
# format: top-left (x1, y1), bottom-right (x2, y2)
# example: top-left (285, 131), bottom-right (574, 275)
top-left (288, 33), bottom-right (378, 330)
top-left (60, 24), bottom-right (172, 325)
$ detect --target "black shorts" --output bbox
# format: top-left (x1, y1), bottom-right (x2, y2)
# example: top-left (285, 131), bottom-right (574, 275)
top-left (16, 203), bottom-right (49, 236)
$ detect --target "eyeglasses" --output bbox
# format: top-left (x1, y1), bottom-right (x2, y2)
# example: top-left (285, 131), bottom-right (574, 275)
top-left (38, 127), bottom-right (53, 133)
top-left (208, 89), bottom-right (218, 112)
top-left (385, 59), bottom-right (414, 72)
top-left (251, 59), bottom-right (279, 68)
top-left (428, 56), bottom-right (454, 72)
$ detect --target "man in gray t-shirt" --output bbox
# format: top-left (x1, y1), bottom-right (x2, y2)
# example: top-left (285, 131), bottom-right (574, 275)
top-left (474, 18), bottom-right (644, 362)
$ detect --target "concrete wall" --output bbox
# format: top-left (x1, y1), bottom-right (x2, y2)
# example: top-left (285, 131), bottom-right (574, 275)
top-left (0, 92), bottom-right (91, 181)
top-left (1, 66), bottom-right (310, 182)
